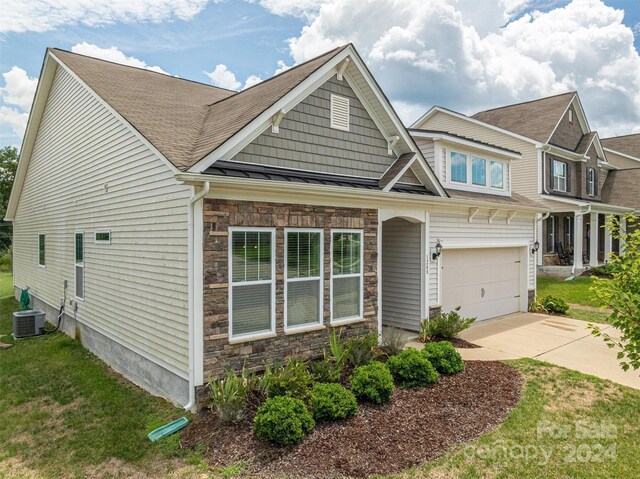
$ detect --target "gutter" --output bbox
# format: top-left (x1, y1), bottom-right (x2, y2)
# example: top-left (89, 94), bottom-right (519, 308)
top-left (184, 180), bottom-right (210, 411)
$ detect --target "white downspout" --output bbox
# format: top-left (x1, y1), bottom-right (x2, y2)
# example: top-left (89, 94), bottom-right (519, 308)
top-left (184, 180), bottom-right (210, 411)
top-left (541, 147), bottom-right (551, 195)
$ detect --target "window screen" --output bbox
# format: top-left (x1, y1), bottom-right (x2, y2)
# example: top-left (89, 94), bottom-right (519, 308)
top-left (286, 231), bottom-right (322, 328)
top-left (331, 231), bottom-right (362, 321)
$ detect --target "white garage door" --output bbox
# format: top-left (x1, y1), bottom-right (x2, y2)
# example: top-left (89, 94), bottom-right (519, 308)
top-left (442, 247), bottom-right (524, 321)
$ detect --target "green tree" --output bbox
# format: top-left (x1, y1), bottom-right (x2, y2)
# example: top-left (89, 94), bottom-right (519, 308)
top-left (590, 214), bottom-right (640, 371)
top-left (0, 146), bottom-right (18, 248)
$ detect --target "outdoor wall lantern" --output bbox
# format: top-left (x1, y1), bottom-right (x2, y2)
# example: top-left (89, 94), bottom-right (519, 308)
top-left (432, 240), bottom-right (443, 261)
top-left (531, 241), bottom-right (540, 255)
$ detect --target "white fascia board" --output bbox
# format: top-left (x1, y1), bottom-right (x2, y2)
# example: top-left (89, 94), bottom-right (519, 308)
top-left (540, 195), bottom-right (631, 213)
top-left (175, 172), bottom-right (544, 213)
top-left (543, 144), bottom-right (587, 162)
top-left (414, 106), bottom-right (543, 147)
top-left (187, 47), bottom-right (352, 173)
top-left (412, 130), bottom-right (522, 160)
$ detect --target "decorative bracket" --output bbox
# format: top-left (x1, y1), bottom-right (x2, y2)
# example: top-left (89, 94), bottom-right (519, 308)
top-left (506, 211), bottom-right (517, 224)
top-left (336, 57), bottom-right (350, 81)
top-left (271, 109), bottom-right (286, 134)
top-left (387, 135), bottom-right (400, 155)
top-left (468, 207), bottom-right (479, 223)
top-left (488, 209), bottom-right (499, 224)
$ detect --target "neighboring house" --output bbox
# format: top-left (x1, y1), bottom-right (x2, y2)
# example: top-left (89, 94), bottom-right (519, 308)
top-left (6, 45), bottom-right (540, 409)
top-left (413, 93), bottom-right (636, 271)
top-left (601, 133), bottom-right (640, 170)
top-left (600, 134), bottom-right (640, 215)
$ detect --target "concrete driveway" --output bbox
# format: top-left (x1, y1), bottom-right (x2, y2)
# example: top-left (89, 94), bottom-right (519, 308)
top-left (456, 312), bottom-right (640, 390)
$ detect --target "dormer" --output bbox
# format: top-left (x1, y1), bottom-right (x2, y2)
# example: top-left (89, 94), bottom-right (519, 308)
top-left (409, 129), bottom-right (522, 197)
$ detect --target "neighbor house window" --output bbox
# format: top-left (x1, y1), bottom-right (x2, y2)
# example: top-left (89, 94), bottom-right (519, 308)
top-left (450, 151), bottom-right (467, 183)
top-left (285, 230), bottom-right (323, 330)
top-left (547, 216), bottom-right (556, 253)
top-left (564, 216), bottom-right (573, 248)
top-left (587, 167), bottom-right (596, 196)
top-left (490, 160), bottom-right (504, 189)
top-left (38, 234), bottom-right (45, 267)
top-left (229, 228), bottom-right (275, 339)
top-left (471, 156), bottom-right (486, 186)
top-left (75, 232), bottom-right (84, 300)
top-left (331, 230), bottom-right (363, 322)
top-left (330, 94), bottom-right (350, 131)
top-left (552, 160), bottom-right (567, 192)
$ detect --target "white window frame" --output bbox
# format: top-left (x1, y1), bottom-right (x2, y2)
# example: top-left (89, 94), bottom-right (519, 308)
top-left (448, 150), bottom-right (508, 193)
top-left (38, 233), bottom-right (46, 268)
top-left (228, 227), bottom-right (276, 341)
top-left (74, 231), bottom-right (85, 301)
top-left (471, 155), bottom-right (486, 186)
top-left (547, 216), bottom-right (556, 253)
top-left (568, 109), bottom-right (573, 123)
top-left (330, 229), bottom-right (364, 324)
top-left (587, 167), bottom-right (595, 196)
top-left (284, 228), bottom-right (324, 332)
top-left (553, 160), bottom-right (567, 192)
top-left (449, 150), bottom-right (468, 184)
top-left (95, 230), bottom-right (111, 244)
top-left (489, 159), bottom-right (505, 190)
top-left (330, 94), bottom-right (350, 131)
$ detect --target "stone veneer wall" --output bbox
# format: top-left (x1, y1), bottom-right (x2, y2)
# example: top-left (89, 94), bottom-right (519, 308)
top-left (197, 199), bottom-right (378, 408)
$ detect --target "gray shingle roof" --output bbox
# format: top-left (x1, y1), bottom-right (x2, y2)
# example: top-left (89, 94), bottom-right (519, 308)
top-left (472, 92), bottom-right (575, 143)
top-left (51, 46), bottom-right (348, 171)
top-left (446, 189), bottom-right (545, 209)
top-left (378, 153), bottom-right (415, 189)
top-left (601, 134), bottom-right (640, 159)
top-left (600, 168), bottom-right (640, 210)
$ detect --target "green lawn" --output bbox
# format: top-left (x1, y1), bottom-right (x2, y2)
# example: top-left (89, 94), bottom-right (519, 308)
top-left (0, 272), bottom-right (14, 300)
top-left (536, 275), bottom-right (611, 323)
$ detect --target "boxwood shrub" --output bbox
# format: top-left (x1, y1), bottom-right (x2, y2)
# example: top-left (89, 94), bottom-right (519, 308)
top-left (253, 396), bottom-right (315, 446)
top-left (309, 383), bottom-right (358, 422)
top-left (386, 348), bottom-right (439, 388)
top-left (422, 341), bottom-right (464, 375)
top-left (350, 361), bottom-right (395, 405)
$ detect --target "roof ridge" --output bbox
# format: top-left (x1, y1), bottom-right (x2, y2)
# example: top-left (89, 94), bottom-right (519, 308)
top-left (601, 133), bottom-right (640, 140)
top-left (473, 91), bottom-right (576, 116)
top-left (49, 47), bottom-right (238, 95)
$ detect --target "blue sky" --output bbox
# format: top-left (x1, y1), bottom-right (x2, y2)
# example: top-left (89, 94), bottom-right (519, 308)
top-left (1, 0), bottom-right (639, 148)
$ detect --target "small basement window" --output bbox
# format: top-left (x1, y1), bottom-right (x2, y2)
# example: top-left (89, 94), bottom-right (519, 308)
top-left (330, 94), bottom-right (350, 131)
top-left (38, 234), bottom-right (45, 267)
top-left (95, 230), bottom-right (111, 244)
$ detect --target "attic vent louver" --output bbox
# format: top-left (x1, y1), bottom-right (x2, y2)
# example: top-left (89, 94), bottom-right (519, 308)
top-left (330, 94), bottom-right (349, 131)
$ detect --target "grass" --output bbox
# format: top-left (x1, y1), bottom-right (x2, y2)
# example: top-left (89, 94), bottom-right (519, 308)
top-left (0, 272), bottom-right (13, 300)
top-left (0, 290), bottom-right (204, 478)
top-left (536, 275), bottom-right (602, 307)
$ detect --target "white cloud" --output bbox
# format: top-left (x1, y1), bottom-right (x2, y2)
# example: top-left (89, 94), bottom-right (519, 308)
top-left (205, 64), bottom-right (242, 90)
top-left (274, 60), bottom-right (292, 75)
top-left (259, 0), bottom-right (640, 136)
top-left (0, 67), bottom-right (38, 111)
top-left (1, 0), bottom-right (210, 33)
top-left (71, 43), bottom-right (169, 74)
top-left (0, 106), bottom-right (28, 138)
top-left (243, 75), bottom-right (263, 89)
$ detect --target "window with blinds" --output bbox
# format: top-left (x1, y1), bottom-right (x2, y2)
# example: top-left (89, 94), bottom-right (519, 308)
top-left (285, 230), bottom-right (323, 330)
top-left (331, 230), bottom-right (363, 322)
top-left (229, 229), bottom-right (275, 339)
top-left (330, 94), bottom-right (350, 131)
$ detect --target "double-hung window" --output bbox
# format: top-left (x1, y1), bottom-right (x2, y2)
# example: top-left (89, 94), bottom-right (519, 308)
top-left (490, 160), bottom-right (504, 189)
top-left (450, 151), bottom-right (468, 183)
top-left (75, 232), bottom-right (84, 300)
top-left (38, 234), bottom-right (45, 267)
top-left (331, 230), bottom-right (363, 322)
top-left (587, 167), bottom-right (596, 196)
top-left (471, 156), bottom-right (486, 186)
top-left (553, 160), bottom-right (567, 192)
top-left (229, 228), bottom-right (275, 339)
top-left (285, 230), bottom-right (323, 330)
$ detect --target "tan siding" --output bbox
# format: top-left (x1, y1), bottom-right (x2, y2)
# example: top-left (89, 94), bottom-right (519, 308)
top-left (415, 138), bottom-right (435, 170)
top-left (13, 66), bottom-right (191, 373)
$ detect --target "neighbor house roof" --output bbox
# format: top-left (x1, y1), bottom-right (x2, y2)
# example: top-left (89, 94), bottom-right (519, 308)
top-left (600, 168), bottom-right (640, 211)
top-left (601, 134), bottom-right (640, 159)
top-left (471, 92), bottom-right (576, 144)
top-left (51, 46), bottom-right (348, 171)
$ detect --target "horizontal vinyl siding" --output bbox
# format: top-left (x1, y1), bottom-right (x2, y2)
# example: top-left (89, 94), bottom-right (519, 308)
top-left (415, 138), bottom-right (435, 170)
top-left (429, 207), bottom-right (536, 306)
top-left (421, 112), bottom-right (539, 198)
top-left (232, 76), bottom-right (395, 178)
top-left (13, 66), bottom-right (191, 373)
top-left (382, 218), bottom-right (422, 330)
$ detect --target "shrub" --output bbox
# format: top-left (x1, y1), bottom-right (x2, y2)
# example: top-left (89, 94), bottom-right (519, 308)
top-left (540, 295), bottom-right (569, 315)
top-left (327, 329), bottom-right (347, 365)
top-left (309, 358), bottom-right (342, 383)
top-left (589, 262), bottom-right (618, 278)
top-left (528, 299), bottom-right (548, 314)
top-left (253, 396), bottom-right (315, 446)
top-left (350, 361), bottom-right (395, 405)
top-left (266, 358), bottom-right (313, 401)
top-left (309, 383), bottom-right (358, 422)
top-left (380, 327), bottom-right (410, 357)
top-left (418, 307), bottom-right (476, 341)
top-left (345, 333), bottom-right (379, 368)
top-left (208, 370), bottom-right (249, 423)
top-left (421, 341), bottom-right (464, 375)
top-left (386, 348), bottom-right (439, 388)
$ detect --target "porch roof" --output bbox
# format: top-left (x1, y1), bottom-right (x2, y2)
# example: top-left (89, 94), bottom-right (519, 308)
top-left (539, 193), bottom-right (635, 214)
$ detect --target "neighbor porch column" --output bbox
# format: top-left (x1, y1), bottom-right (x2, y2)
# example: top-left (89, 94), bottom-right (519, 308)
top-left (574, 213), bottom-right (584, 270)
top-left (604, 215), bottom-right (613, 262)
top-left (620, 216), bottom-right (627, 255)
top-left (589, 212), bottom-right (599, 267)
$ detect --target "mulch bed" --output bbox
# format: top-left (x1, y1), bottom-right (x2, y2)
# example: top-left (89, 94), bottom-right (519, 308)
top-left (181, 361), bottom-right (522, 478)
top-left (422, 337), bottom-right (481, 348)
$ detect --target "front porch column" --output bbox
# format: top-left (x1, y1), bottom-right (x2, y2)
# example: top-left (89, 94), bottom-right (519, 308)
top-left (589, 212), bottom-right (599, 267)
top-left (620, 216), bottom-right (627, 255)
top-left (574, 213), bottom-right (584, 270)
top-left (604, 215), bottom-right (613, 262)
